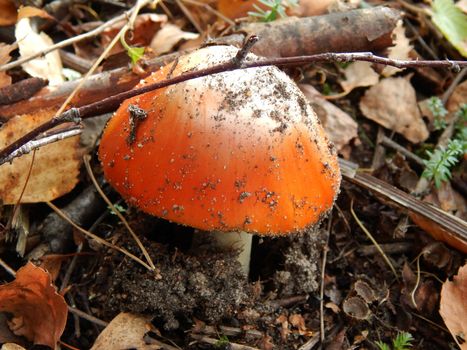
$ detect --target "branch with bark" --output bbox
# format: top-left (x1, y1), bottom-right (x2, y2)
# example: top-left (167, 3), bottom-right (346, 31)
top-left (0, 49), bottom-right (465, 165)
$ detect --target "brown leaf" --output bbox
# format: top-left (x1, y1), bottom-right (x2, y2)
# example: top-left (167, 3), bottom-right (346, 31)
top-left (0, 262), bottom-right (67, 348)
top-left (91, 313), bottom-right (160, 350)
top-left (440, 263), bottom-right (467, 349)
top-left (446, 79), bottom-right (467, 113)
top-left (0, 108), bottom-right (81, 204)
top-left (100, 14), bottom-right (167, 56)
top-left (339, 61), bottom-right (379, 93)
top-left (0, 0), bottom-right (17, 26)
top-left (150, 23), bottom-right (199, 56)
top-left (299, 84), bottom-right (358, 151)
top-left (0, 43), bottom-right (14, 88)
top-left (382, 21), bottom-right (413, 77)
top-left (15, 17), bottom-right (63, 85)
top-left (288, 0), bottom-right (335, 17)
top-left (359, 77), bottom-right (429, 143)
top-left (16, 6), bottom-right (52, 21)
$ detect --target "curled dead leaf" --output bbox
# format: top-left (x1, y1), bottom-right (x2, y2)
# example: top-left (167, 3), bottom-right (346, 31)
top-left (440, 263), bottom-right (467, 349)
top-left (0, 262), bottom-right (67, 349)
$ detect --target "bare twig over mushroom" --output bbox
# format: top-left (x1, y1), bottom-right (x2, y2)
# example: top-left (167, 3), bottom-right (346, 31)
top-left (1, 50), bottom-right (466, 165)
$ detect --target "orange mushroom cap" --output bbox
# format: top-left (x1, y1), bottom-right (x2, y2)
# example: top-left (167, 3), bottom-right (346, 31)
top-left (99, 46), bottom-right (340, 235)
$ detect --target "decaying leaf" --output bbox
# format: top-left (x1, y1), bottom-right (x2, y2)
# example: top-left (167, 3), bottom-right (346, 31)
top-left (0, 0), bottom-right (17, 26)
top-left (359, 76), bottom-right (429, 143)
top-left (15, 17), bottom-right (63, 85)
top-left (0, 43), bottom-right (14, 88)
top-left (446, 79), bottom-right (467, 112)
top-left (0, 109), bottom-right (81, 204)
top-left (1, 344), bottom-right (27, 350)
top-left (91, 313), bottom-right (159, 350)
top-left (299, 84), bottom-right (358, 151)
top-left (16, 6), bottom-right (52, 21)
top-left (440, 263), bottom-right (467, 349)
top-left (339, 61), bottom-right (379, 93)
top-left (288, 0), bottom-right (335, 17)
top-left (382, 20), bottom-right (413, 77)
top-left (101, 13), bottom-right (167, 56)
top-left (150, 23), bottom-right (199, 56)
top-left (0, 262), bottom-right (67, 349)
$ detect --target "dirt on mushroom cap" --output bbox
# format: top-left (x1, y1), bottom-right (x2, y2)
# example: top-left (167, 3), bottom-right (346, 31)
top-left (99, 45), bottom-right (341, 235)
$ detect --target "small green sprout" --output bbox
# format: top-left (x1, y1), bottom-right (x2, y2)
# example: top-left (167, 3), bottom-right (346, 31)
top-left (376, 332), bottom-right (414, 350)
top-left (248, 0), bottom-right (298, 22)
top-left (427, 96), bottom-right (448, 130)
top-left (422, 101), bottom-right (467, 188)
top-left (108, 203), bottom-right (127, 215)
top-left (214, 334), bottom-right (230, 348)
top-left (120, 35), bottom-right (145, 65)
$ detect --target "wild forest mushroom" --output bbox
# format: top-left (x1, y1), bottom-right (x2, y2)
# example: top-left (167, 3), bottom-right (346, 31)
top-left (98, 45), bottom-right (340, 274)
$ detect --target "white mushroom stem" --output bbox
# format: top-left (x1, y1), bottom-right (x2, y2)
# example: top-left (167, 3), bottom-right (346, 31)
top-left (207, 231), bottom-right (253, 276)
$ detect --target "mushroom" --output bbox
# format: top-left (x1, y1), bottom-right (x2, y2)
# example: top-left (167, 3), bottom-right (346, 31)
top-left (98, 45), bottom-right (340, 274)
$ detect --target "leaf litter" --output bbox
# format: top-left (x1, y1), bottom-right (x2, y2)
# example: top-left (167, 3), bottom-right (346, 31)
top-left (0, 1), bottom-right (465, 349)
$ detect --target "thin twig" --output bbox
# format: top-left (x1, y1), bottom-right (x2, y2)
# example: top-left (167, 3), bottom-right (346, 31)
top-left (83, 155), bottom-right (156, 271)
top-left (0, 13), bottom-right (127, 72)
top-left (320, 216), bottom-right (332, 345)
top-left (0, 257), bottom-right (17, 277)
top-left (46, 201), bottom-right (153, 271)
top-left (410, 254), bottom-right (422, 309)
top-left (67, 306), bottom-right (108, 327)
top-left (1, 52), bottom-right (466, 165)
top-left (379, 135), bottom-right (425, 166)
top-left (190, 335), bottom-right (260, 350)
top-left (350, 199), bottom-right (399, 280)
top-left (1, 128), bottom-right (82, 164)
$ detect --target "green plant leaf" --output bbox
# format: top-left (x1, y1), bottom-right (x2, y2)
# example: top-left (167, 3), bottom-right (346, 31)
top-left (431, 0), bottom-right (467, 57)
top-left (126, 46), bottom-right (145, 65)
top-left (393, 332), bottom-right (413, 350)
top-left (375, 341), bottom-right (391, 350)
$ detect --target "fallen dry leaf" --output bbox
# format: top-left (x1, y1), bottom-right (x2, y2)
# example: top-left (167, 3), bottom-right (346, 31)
top-left (299, 84), bottom-right (358, 151)
top-left (0, 262), bottom-right (67, 349)
top-left (16, 6), bottom-right (52, 21)
top-left (446, 79), bottom-right (467, 113)
top-left (150, 23), bottom-right (199, 56)
top-left (0, 0), bottom-right (17, 26)
top-left (339, 61), bottom-right (379, 93)
top-left (101, 13), bottom-right (167, 56)
top-left (288, 0), bottom-right (335, 16)
top-left (440, 263), bottom-right (467, 349)
top-left (1, 344), bottom-right (26, 350)
top-left (382, 20), bottom-right (413, 77)
top-left (0, 43), bottom-right (14, 88)
top-left (91, 313), bottom-right (160, 350)
top-left (359, 76), bottom-right (429, 143)
top-left (0, 108), bottom-right (81, 204)
top-left (15, 17), bottom-right (63, 85)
